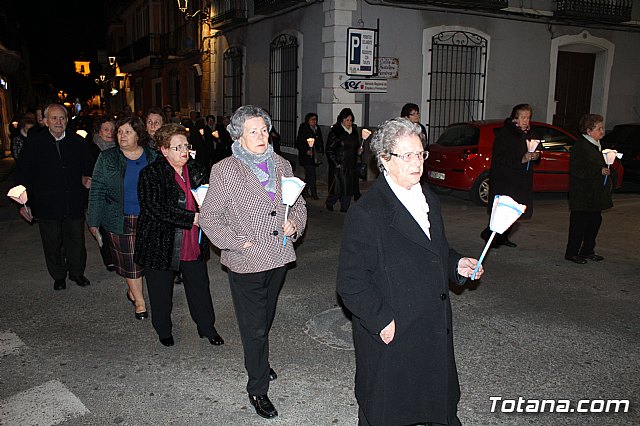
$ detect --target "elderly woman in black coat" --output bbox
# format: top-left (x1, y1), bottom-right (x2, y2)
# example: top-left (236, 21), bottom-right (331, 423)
top-left (295, 112), bottom-right (324, 200)
top-left (325, 108), bottom-right (361, 212)
top-left (337, 117), bottom-right (483, 426)
top-left (481, 103), bottom-right (540, 248)
top-left (564, 113), bottom-right (613, 264)
top-left (135, 123), bottom-right (223, 348)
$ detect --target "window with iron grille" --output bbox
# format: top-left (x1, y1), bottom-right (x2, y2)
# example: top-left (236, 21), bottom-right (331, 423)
top-left (269, 34), bottom-right (299, 150)
top-left (223, 46), bottom-right (244, 115)
top-left (428, 31), bottom-right (487, 143)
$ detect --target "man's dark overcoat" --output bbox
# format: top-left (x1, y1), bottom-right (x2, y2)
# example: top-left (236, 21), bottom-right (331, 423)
top-left (337, 176), bottom-right (465, 425)
top-left (15, 129), bottom-right (92, 219)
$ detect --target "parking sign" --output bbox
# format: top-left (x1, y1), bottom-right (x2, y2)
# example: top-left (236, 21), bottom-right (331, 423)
top-left (347, 28), bottom-right (377, 76)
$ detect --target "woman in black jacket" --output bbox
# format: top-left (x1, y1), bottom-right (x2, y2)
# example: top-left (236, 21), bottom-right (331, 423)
top-left (564, 114), bottom-right (613, 264)
top-left (481, 103), bottom-right (540, 247)
top-left (325, 108), bottom-right (361, 212)
top-left (135, 123), bottom-right (223, 347)
top-left (295, 112), bottom-right (324, 199)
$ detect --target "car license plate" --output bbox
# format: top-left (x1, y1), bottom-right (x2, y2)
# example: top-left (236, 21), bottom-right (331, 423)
top-left (429, 171), bottom-right (445, 180)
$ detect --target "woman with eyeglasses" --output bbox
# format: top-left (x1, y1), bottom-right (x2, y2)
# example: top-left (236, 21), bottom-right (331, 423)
top-left (135, 123), bottom-right (224, 348)
top-left (88, 117), bottom-right (157, 320)
top-left (400, 102), bottom-right (428, 148)
top-left (326, 107), bottom-right (362, 212)
top-left (337, 117), bottom-right (483, 426)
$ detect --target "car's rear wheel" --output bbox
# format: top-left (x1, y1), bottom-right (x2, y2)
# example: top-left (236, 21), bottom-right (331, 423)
top-left (470, 173), bottom-right (490, 206)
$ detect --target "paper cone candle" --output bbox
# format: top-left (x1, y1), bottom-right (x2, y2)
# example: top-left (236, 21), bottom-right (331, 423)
top-left (489, 195), bottom-right (527, 234)
top-left (213, 130), bottom-right (219, 138)
top-left (7, 185), bottom-right (28, 205)
top-left (602, 149), bottom-right (619, 165)
top-left (281, 176), bottom-right (306, 206)
top-left (362, 128), bottom-right (372, 140)
top-left (601, 149), bottom-right (622, 184)
top-left (307, 138), bottom-right (315, 147)
top-left (472, 195), bottom-right (527, 280)
top-left (281, 177), bottom-right (306, 246)
top-left (190, 184), bottom-right (209, 243)
top-left (525, 139), bottom-right (540, 170)
top-left (190, 184), bottom-right (209, 207)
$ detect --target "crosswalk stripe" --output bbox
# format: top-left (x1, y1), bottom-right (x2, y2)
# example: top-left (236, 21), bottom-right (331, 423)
top-left (0, 331), bottom-right (25, 356)
top-left (0, 380), bottom-right (89, 425)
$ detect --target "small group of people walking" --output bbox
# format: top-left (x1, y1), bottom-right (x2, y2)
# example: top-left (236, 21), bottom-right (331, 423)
top-left (480, 103), bottom-right (613, 264)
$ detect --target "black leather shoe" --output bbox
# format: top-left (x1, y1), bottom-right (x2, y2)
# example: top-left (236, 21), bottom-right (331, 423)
top-left (174, 273), bottom-right (183, 285)
top-left (159, 336), bottom-right (174, 346)
top-left (581, 254), bottom-right (604, 261)
top-left (135, 311), bottom-right (148, 320)
top-left (106, 264), bottom-right (116, 272)
top-left (565, 255), bottom-right (587, 264)
top-left (69, 275), bottom-right (90, 287)
top-left (502, 238), bottom-right (517, 248)
top-left (53, 279), bottom-right (66, 291)
top-left (269, 368), bottom-right (277, 381)
top-left (199, 333), bottom-right (224, 345)
top-left (325, 202), bottom-right (334, 212)
top-left (249, 394), bottom-right (278, 419)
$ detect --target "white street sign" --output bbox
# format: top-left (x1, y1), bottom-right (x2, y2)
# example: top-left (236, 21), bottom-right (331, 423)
top-left (377, 57), bottom-right (399, 79)
top-left (341, 79), bottom-right (388, 93)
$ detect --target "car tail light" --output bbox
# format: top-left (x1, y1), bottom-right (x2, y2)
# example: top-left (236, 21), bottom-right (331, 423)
top-left (459, 148), bottom-right (478, 161)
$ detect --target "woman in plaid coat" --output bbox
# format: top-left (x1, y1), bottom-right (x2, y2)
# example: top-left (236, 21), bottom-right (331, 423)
top-left (200, 105), bottom-right (307, 420)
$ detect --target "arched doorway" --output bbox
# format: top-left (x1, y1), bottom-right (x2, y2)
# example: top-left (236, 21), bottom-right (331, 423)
top-left (546, 31), bottom-right (614, 134)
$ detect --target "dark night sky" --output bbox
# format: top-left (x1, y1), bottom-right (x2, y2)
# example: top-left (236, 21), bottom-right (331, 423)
top-left (7, 0), bottom-right (107, 97)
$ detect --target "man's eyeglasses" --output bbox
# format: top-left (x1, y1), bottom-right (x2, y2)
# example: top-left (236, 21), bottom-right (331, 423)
top-left (389, 151), bottom-right (429, 162)
top-left (168, 144), bottom-right (192, 152)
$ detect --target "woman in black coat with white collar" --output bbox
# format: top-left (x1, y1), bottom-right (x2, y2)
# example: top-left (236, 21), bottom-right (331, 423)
top-left (135, 123), bottom-right (223, 347)
top-left (337, 117), bottom-right (483, 426)
top-left (325, 108), bottom-right (361, 212)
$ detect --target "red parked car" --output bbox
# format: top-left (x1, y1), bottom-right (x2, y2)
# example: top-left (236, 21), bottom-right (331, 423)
top-left (425, 120), bottom-right (624, 206)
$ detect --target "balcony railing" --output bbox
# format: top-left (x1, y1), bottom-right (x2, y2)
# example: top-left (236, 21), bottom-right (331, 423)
top-left (116, 34), bottom-right (162, 67)
top-left (211, 0), bottom-right (247, 30)
top-left (384, 0), bottom-right (508, 10)
top-left (254, 0), bottom-right (307, 15)
top-left (159, 22), bottom-right (200, 58)
top-left (555, 0), bottom-right (633, 22)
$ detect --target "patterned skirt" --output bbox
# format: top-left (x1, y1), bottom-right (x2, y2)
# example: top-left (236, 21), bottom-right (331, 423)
top-left (108, 215), bottom-right (144, 279)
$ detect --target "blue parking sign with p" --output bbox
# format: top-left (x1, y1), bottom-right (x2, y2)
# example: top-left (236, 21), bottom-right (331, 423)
top-left (347, 27), bottom-right (376, 76)
top-left (350, 33), bottom-right (361, 64)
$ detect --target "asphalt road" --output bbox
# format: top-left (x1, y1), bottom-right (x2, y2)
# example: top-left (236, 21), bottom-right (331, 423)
top-left (1, 170), bottom-right (639, 425)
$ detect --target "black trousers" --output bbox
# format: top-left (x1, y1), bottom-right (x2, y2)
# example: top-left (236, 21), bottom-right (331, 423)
top-left (228, 266), bottom-right (286, 396)
top-left (302, 164), bottom-right (318, 198)
top-left (565, 210), bottom-right (603, 257)
top-left (358, 406), bottom-right (461, 426)
top-left (146, 260), bottom-right (218, 340)
top-left (38, 217), bottom-right (87, 280)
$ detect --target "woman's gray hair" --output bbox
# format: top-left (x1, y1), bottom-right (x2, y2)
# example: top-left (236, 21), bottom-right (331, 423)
top-left (370, 117), bottom-right (423, 171)
top-left (227, 105), bottom-right (272, 141)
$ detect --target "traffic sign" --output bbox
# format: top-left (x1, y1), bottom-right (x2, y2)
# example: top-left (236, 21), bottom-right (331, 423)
top-left (346, 28), bottom-right (377, 76)
top-left (341, 79), bottom-right (387, 93)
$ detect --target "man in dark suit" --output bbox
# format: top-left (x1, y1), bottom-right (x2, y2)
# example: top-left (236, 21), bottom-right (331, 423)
top-left (15, 103), bottom-right (93, 290)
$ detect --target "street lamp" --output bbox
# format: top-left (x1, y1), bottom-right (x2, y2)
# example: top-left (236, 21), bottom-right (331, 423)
top-left (176, 0), bottom-right (210, 20)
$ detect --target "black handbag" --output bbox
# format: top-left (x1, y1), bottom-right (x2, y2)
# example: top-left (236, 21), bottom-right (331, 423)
top-left (356, 160), bottom-right (368, 179)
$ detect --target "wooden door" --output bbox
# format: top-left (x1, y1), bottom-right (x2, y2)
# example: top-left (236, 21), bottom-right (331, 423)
top-left (553, 51), bottom-right (595, 135)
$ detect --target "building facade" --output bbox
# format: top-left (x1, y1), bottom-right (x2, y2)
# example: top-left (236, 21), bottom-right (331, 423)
top-left (109, 0), bottom-right (640, 153)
